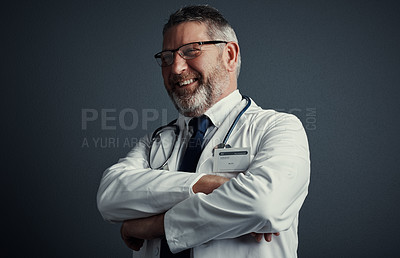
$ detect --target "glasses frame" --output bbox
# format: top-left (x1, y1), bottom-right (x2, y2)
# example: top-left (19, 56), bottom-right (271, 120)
top-left (154, 40), bottom-right (228, 67)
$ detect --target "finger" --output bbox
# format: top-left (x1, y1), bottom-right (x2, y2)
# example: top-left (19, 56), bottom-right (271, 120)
top-left (122, 236), bottom-right (144, 251)
top-left (264, 233), bottom-right (272, 242)
top-left (250, 232), bottom-right (261, 242)
top-left (273, 232), bottom-right (280, 236)
top-left (251, 233), bottom-right (263, 242)
top-left (129, 238), bottom-right (144, 251)
top-left (121, 223), bottom-right (144, 251)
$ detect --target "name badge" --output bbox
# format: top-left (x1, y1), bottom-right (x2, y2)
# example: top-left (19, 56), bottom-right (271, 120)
top-left (213, 147), bottom-right (250, 172)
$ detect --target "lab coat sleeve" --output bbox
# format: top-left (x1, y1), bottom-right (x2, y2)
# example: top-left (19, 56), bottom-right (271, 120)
top-left (164, 113), bottom-right (310, 253)
top-left (97, 134), bottom-right (204, 222)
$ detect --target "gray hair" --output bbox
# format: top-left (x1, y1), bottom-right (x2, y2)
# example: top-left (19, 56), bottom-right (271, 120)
top-left (163, 5), bottom-right (241, 78)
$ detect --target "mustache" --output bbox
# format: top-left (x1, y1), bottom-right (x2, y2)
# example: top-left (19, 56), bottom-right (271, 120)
top-left (169, 72), bottom-right (201, 85)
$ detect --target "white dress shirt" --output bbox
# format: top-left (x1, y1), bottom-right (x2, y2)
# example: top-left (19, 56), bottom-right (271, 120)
top-left (97, 90), bottom-right (310, 258)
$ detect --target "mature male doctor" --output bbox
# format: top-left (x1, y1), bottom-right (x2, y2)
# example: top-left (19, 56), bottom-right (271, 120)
top-left (97, 5), bottom-right (310, 258)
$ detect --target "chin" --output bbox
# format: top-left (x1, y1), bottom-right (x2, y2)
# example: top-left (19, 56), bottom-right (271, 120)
top-left (170, 91), bottom-right (211, 117)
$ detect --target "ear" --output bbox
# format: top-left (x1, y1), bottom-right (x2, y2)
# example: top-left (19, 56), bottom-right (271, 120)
top-left (224, 42), bottom-right (240, 73)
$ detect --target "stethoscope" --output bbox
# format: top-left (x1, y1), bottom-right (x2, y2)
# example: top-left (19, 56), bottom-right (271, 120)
top-left (149, 95), bottom-right (251, 169)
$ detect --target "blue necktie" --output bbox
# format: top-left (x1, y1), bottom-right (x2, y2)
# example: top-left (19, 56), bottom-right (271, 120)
top-left (160, 115), bottom-right (211, 258)
top-left (179, 115), bottom-right (211, 172)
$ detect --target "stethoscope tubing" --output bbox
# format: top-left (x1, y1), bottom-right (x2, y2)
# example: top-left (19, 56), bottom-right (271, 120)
top-left (149, 95), bottom-right (251, 169)
top-left (222, 95), bottom-right (251, 145)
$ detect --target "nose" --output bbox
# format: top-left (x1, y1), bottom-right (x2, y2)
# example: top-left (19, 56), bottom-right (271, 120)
top-left (170, 52), bottom-right (188, 74)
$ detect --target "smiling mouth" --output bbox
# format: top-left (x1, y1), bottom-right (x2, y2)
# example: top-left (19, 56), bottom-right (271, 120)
top-left (177, 78), bottom-right (198, 87)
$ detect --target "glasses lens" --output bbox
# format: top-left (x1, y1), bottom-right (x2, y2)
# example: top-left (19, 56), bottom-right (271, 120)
top-left (181, 43), bottom-right (201, 59)
top-left (149, 126), bottom-right (177, 169)
top-left (156, 52), bottom-right (174, 67)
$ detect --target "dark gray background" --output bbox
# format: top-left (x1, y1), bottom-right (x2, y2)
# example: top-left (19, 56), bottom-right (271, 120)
top-left (6, 0), bottom-right (400, 257)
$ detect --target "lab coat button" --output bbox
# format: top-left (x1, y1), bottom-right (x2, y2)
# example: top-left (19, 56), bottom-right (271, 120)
top-left (154, 247), bottom-right (159, 256)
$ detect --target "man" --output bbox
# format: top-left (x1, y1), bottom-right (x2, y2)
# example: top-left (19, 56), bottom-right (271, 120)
top-left (97, 5), bottom-right (310, 258)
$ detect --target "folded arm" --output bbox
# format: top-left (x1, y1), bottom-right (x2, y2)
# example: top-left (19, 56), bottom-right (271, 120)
top-left (120, 175), bottom-right (278, 251)
top-left (164, 114), bottom-right (310, 253)
top-left (96, 134), bottom-right (204, 222)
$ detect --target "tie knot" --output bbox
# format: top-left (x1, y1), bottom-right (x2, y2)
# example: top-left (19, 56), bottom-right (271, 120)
top-left (189, 115), bottom-right (211, 135)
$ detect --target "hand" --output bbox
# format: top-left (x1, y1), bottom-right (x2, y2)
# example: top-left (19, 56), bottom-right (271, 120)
top-left (192, 175), bottom-right (230, 194)
top-left (250, 232), bottom-right (280, 242)
top-left (120, 234), bottom-right (144, 251)
top-left (121, 214), bottom-right (165, 251)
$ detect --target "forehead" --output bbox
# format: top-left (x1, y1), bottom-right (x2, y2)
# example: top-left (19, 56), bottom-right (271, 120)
top-left (162, 22), bottom-right (210, 50)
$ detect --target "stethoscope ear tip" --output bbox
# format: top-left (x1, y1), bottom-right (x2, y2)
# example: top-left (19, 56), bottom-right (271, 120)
top-left (212, 143), bottom-right (232, 155)
top-left (214, 143), bottom-right (226, 149)
top-left (150, 96), bottom-right (249, 166)
top-left (214, 143), bottom-right (232, 149)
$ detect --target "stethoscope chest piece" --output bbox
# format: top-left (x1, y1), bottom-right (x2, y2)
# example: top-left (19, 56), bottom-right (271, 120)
top-left (212, 143), bottom-right (231, 155)
top-left (149, 95), bottom-right (251, 169)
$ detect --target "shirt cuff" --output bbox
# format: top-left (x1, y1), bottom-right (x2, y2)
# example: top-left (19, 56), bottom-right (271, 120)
top-left (164, 205), bottom-right (189, 253)
top-left (164, 173), bottom-right (205, 253)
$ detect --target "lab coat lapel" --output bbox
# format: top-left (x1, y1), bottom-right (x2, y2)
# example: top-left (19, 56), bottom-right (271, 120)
top-left (197, 99), bottom-right (250, 173)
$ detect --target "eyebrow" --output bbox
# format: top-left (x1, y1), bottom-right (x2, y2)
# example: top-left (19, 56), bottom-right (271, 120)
top-left (161, 41), bottom-right (201, 52)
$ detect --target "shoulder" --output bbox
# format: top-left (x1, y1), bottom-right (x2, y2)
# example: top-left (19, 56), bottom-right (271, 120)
top-left (243, 98), bottom-right (304, 131)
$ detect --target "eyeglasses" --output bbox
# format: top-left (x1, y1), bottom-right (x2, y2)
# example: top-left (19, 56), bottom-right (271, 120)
top-left (154, 40), bottom-right (227, 67)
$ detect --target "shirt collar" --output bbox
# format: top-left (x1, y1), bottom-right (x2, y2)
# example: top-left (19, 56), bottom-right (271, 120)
top-left (204, 89), bottom-right (242, 128)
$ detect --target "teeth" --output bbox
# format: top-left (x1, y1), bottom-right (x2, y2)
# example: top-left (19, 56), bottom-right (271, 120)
top-left (179, 79), bottom-right (195, 86)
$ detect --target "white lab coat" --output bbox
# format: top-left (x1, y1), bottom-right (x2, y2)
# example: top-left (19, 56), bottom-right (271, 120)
top-left (97, 91), bottom-right (310, 258)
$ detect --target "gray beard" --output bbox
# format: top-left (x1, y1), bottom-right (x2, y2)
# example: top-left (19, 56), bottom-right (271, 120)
top-left (168, 63), bottom-right (229, 117)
